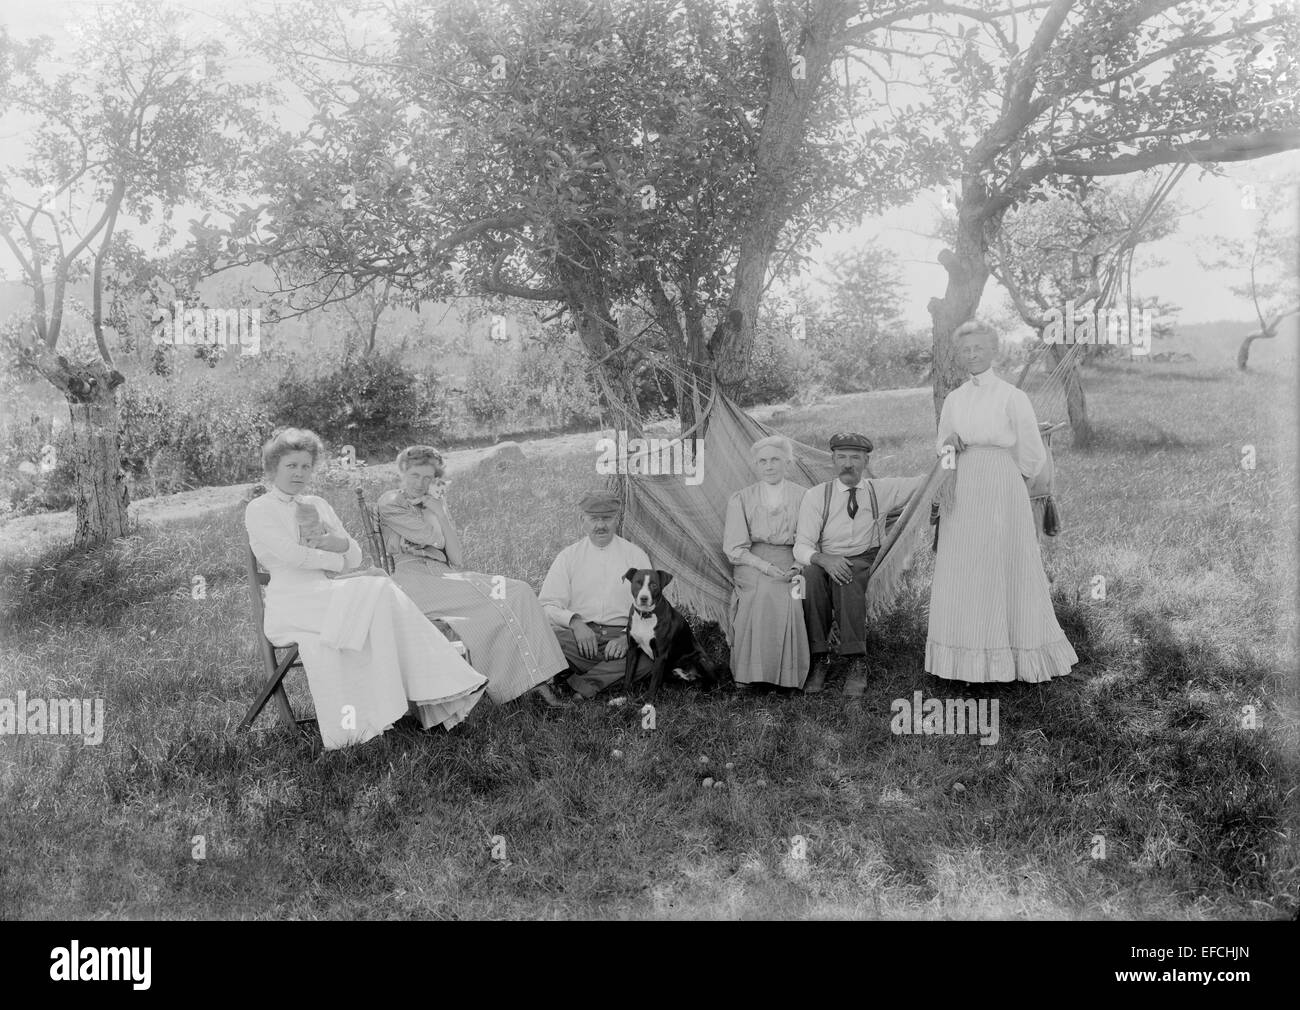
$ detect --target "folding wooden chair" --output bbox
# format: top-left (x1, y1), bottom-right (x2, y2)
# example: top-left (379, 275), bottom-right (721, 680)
top-left (238, 540), bottom-right (314, 734)
top-left (355, 486), bottom-right (473, 666)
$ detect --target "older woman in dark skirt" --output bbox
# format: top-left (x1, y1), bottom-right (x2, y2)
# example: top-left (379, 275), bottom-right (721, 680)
top-left (377, 445), bottom-right (567, 706)
top-left (723, 435), bottom-right (810, 690)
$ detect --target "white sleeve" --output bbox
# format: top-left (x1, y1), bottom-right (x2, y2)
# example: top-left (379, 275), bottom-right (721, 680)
top-left (1009, 389), bottom-right (1046, 479)
top-left (792, 486), bottom-right (820, 567)
top-left (245, 499), bottom-right (346, 573)
top-left (315, 498), bottom-right (364, 570)
top-left (538, 551), bottom-right (576, 628)
top-left (936, 392), bottom-right (956, 456)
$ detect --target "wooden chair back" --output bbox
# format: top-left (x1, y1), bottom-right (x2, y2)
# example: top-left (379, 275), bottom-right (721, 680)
top-left (355, 487), bottom-right (395, 574)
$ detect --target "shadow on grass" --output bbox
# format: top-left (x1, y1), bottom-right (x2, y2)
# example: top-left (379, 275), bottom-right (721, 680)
top-left (1079, 423), bottom-right (1209, 455)
top-left (848, 588), bottom-right (1294, 908)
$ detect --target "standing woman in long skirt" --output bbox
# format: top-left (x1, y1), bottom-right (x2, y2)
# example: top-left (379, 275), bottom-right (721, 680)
top-left (926, 320), bottom-right (1078, 683)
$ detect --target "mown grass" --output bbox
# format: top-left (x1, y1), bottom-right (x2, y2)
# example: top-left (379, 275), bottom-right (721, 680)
top-left (0, 360), bottom-right (1295, 919)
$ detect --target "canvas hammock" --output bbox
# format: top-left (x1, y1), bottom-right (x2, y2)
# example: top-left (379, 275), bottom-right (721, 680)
top-left (611, 381), bottom-right (953, 635)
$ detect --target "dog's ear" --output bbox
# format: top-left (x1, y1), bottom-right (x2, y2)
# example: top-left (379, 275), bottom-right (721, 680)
top-left (622, 567), bottom-right (640, 583)
top-left (656, 569), bottom-right (673, 589)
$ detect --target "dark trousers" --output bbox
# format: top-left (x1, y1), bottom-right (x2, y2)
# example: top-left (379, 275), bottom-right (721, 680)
top-left (802, 549), bottom-right (878, 657)
top-left (554, 622), bottom-right (652, 699)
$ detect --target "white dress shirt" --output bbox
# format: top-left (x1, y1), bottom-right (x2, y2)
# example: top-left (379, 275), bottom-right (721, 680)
top-left (538, 535), bottom-right (651, 628)
top-left (793, 475), bottom-right (926, 566)
top-left (936, 368), bottom-right (1046, 479)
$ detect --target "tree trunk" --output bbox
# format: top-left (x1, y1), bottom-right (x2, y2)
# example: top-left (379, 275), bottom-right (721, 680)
top-left (561, 268), bottom-right (643, 439)
top-left (927, 221), bottom-right (992, 418)
top-left (44, 357), bottom-right (130, 545)
top-left (1049, 342), bottom-right (1093, 447)
top-left (713, 0), bottom-right (842, 392)
top-left (1236, 328), bottom-right (1273, 370)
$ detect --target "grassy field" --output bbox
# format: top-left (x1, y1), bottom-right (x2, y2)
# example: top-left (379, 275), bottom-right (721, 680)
top-left (0, 359), bottom-right (1296, 919)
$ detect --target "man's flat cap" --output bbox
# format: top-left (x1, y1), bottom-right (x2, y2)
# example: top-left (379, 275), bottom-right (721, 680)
top-left (828, 431), bottom-right (873, 453)
top-left (578, 491), bottom-right (622, 515)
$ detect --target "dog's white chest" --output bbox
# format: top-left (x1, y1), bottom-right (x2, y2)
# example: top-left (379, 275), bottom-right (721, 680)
top-left (629, 610), bottom-right (658, 658)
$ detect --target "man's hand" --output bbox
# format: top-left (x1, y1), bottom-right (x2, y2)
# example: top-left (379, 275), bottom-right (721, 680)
top-left (814, 551), bottom-right (853, 586)
top-left (941, 433), bottom-right (966, 455)
top-left (570, 617), bottom-right (599, 660)
top-left (604, 636), bottom-right (628, 660)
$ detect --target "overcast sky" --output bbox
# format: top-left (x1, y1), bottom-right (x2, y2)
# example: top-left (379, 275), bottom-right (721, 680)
top-left (2, 0), bottom-right (1295, 329)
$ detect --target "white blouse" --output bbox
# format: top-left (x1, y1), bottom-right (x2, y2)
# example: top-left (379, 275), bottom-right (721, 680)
top-left (935, 369), bottom-right (1046, 479)
top-left (245, 487), bottom-right (363, 580)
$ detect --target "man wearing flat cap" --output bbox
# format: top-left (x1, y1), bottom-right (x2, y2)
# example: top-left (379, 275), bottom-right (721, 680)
top-left (538, 490), bottom-right (654, 699)
top-left (793, 432), bottom-right (927, 693)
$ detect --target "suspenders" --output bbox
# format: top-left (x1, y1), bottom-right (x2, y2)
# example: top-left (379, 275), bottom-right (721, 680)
top-left (817, 480), bottom-right (882, 552)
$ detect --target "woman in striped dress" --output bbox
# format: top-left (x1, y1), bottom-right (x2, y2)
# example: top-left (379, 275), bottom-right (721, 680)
top-left (378, 445), bottom-right (568, 706)
top-left (925, 320), bottom-right (1078, 683)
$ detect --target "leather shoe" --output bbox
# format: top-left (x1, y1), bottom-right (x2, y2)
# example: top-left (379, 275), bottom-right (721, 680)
top-left (530, 682), bottom-right (567, 707)
top-left (804, 658), bottom-right (830, 694)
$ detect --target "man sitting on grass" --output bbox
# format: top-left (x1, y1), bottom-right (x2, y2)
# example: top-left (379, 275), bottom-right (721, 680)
top-left (539, 491), bottom-right (653, 700)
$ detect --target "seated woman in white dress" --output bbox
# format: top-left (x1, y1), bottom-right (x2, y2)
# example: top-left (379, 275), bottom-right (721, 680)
top-left (377, 445), bottom-right (568, 707)
top-left (926, 320), bottom-right (1078, 683)
top-left (723, 436), bottom-right (810, 690)
top-left (244, 428), bottom-right (487, 749)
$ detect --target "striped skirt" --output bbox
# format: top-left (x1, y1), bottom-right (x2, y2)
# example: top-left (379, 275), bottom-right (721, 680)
top-left (925, 447), bottom-right (1077, 683)
top-left (391, 558), bottom-right (568, 704)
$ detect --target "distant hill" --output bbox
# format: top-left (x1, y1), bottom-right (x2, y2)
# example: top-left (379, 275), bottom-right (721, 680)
top-left (1163, 317), bottom-right (1298, 370)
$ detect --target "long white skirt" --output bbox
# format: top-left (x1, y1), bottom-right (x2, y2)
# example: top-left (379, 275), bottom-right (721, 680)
top-left (264, 574), bottom-right (487, 749)
top-left (926, 447), bottom-right (1077, 683)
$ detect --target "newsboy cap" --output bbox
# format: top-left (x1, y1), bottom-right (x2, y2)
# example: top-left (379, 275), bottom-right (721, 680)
top-left (828, 431), bottom-right (874, 453)
top-left (578, 491), bottom-right (622, 515)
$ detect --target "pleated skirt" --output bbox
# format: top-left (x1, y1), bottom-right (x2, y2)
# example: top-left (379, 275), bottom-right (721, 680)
top-left (391, 558), bottom-right (568, 704)
top-left (925, 447), bottom-right (1077, 683)
top-left (728, 542), bottom-right (810, 688)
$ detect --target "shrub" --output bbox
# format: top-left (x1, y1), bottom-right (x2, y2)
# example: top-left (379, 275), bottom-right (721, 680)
top-left (120, 379), bottom-right (271, 495)
top-left (0, 411), bottom-right (76, 516)
top-left (515, 343), bottom-right (601, 427)
top-left (734, 336), bottom-right (801, 407)
top-left (461, 353), bottom-right (518, 429)
top-left (266, 349), bottom-right (443, 455)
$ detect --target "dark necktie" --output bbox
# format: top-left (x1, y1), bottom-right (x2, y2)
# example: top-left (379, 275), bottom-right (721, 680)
top-left (847, 486), bottom-right (859, 520)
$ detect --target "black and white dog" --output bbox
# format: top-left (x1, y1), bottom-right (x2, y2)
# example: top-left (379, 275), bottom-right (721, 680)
top-left (622, 568), bottom-right (724, 701)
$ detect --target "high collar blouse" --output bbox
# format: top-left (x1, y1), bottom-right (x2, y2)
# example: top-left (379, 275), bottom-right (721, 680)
top-left (935, 368), bottom-right (1046, 479)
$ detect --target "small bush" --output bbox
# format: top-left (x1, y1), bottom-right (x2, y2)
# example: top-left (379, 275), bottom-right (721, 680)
top-left (120, 380), bottom-right (271, 495)
top-left (266, 349), bottom-right (443, 455)
top-left (0, 412), bottom-right (77, 516)
top-left (734, 336), bottom-right (800, 407)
